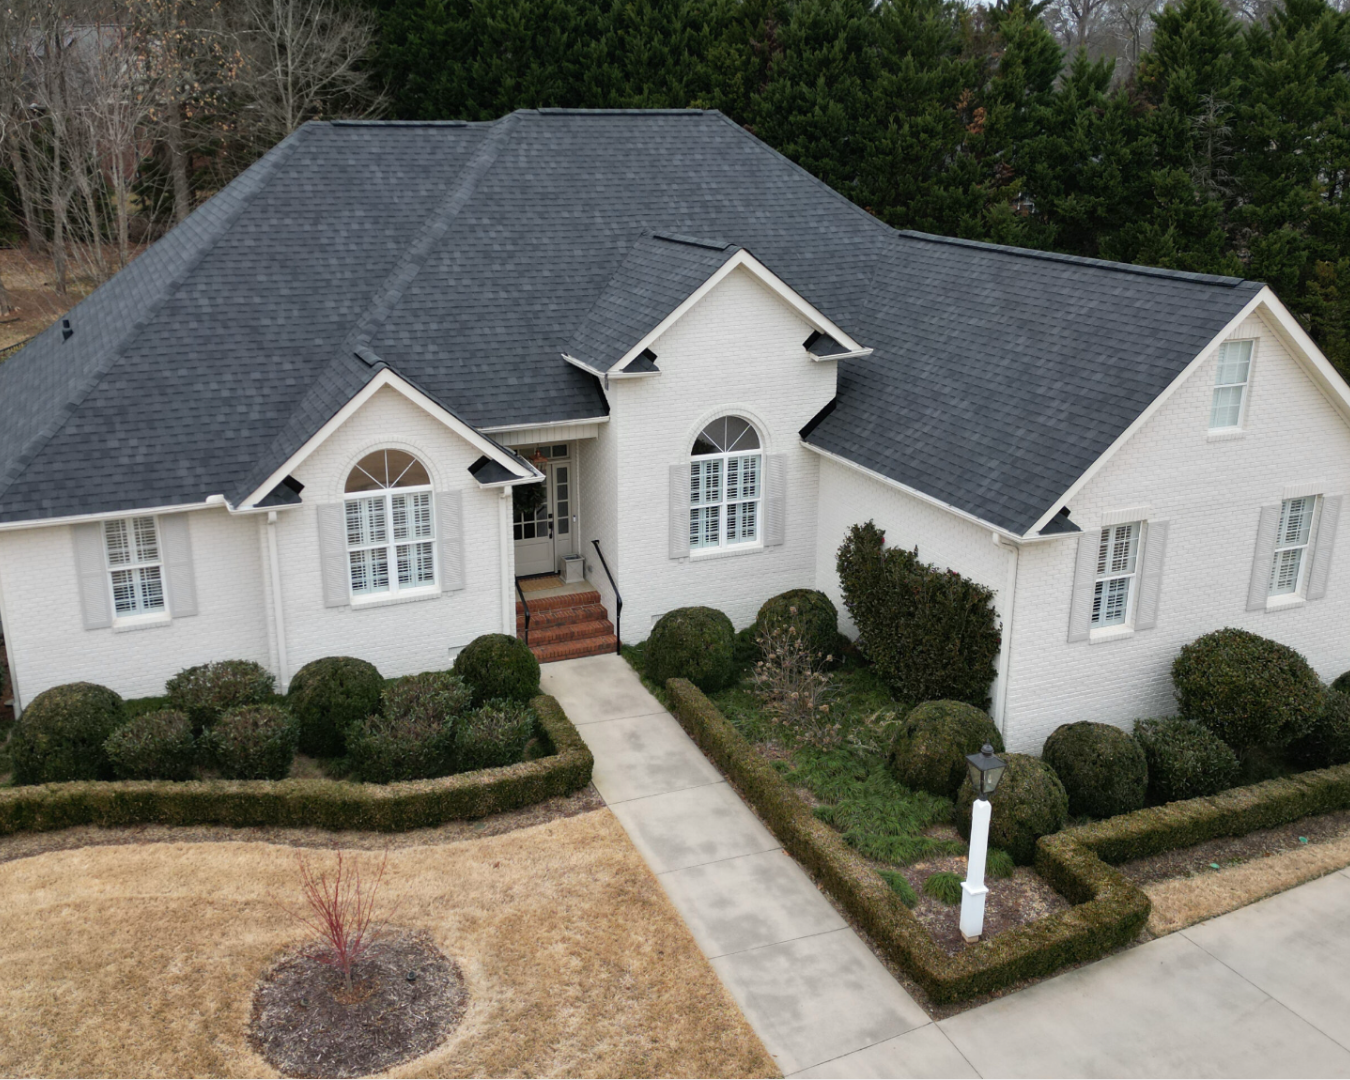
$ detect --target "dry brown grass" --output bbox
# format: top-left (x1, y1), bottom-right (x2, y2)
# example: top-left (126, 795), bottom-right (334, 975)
top-left (0, 809), bottom-right (777, 1079)
top-left (1146, 832), bottom-right (1350, 936)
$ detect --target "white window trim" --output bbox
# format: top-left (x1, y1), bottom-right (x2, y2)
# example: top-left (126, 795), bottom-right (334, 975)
top-left (1089, 521), bottom-right (1142, 637)
top-left (344, 486), bottom-right (438, 603)
top-left (689, 451), bottom-right (764, 556)
top-left (1267, 494), bottom-right (1319, 604)
top-left (1208, 338), bottom-right (1256, 433)
top-left (104, 515), bottom-right (168, 624)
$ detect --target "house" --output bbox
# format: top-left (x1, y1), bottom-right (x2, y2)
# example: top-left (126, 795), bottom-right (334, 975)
top-left (1, 109), bottom-right (1347, 754)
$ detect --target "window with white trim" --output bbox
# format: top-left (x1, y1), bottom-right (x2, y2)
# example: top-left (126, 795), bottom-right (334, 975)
top-left (1270, 495), bottom-right (1317, 596)
top-left (344, 449), bottom-right (436, 597)
top-left (104, 516), bottom-right (165, 616)
top-left (1092, 522), bottom-right (1140, 628)
top-left (1209, 339), bottom-right (1253, 430)
top-left (689, 416), bottom-right (762, 550)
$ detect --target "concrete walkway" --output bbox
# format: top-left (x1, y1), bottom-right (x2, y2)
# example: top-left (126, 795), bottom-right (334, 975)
top-left (542, 654), bottom-right (1350, 1078)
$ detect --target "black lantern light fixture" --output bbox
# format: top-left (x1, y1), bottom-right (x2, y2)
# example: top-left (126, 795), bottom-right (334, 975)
top-left (965, 743), bottom-right (1006, 800)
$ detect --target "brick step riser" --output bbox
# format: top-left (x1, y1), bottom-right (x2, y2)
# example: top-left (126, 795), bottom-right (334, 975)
top-left (515, 590), bottom-right (600, 615)
top-left (531, 634), bottom-right (619, 663)
top-left (515, 603), bottom-right (607, 631)
top-left (519, 619), bottom-right (615, 646)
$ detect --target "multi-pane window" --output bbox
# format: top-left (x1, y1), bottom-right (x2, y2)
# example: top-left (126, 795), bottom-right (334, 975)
top-left (344, 449), bottom-right (435, 597)
top-left (104, 516), bottom-right (165, 616)
top-left (689, 416), bottom-right (761, 550)
top-left (1270, 496), bottom-right (1317, 596)
top-left (1092, 522), bottom-right (1140, 628)
top-left (1210, 339), bottom-right (1254, 430)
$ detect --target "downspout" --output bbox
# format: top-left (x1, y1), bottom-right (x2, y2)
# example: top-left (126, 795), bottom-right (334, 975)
top-left (499, 489), bottom-right (515, 636)
top-left (0, 558), bottom-right (22, 716)
top-left (266, 511), bottom-right (290, 689)
top-left (993, 532), bottom-right (1021, 738)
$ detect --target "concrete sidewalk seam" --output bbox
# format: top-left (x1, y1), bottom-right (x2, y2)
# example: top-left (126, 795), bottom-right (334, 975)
top-left (600, 777), bottom-right (728, 806)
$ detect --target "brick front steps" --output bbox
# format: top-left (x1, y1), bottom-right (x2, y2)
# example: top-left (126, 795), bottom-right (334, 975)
top-left (516, 588), bottom-right (618, 662)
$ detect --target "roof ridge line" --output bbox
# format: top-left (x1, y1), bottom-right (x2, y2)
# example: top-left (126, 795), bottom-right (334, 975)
top-left (341, 112), bottom-right (518, 353)
top-left (894, 230), bottom-right (1253, 287)
top-left (0, 123), bottom-right (319, 506)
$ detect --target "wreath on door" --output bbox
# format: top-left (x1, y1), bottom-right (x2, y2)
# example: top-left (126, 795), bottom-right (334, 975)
top-left (514, 479), bottom-right (547, 517)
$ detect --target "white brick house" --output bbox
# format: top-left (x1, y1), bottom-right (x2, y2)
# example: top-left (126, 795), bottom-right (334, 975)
top-left (1, 110), bottom-right (1347, 753)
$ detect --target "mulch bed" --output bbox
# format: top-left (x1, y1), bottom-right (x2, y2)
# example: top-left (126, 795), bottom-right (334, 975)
top-left (249, 928), bottom-right (466, 1078)
top-left (1118, 808), bottom-right (1350, 885)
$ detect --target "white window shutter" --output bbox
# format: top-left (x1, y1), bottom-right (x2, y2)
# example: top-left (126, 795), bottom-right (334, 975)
top-left (158, 513), bottom-right (198, 618)
top-left (763, 454), bottom-right (787, 548)
top-left (317, 503), bottom-right (349, 608)
top-left (72, 522), bottom-right (112, 630)
top-left (1307, 495), bottom-right (1342, 600)
top-left (439, 489), bottom-right (465, 592)
top-left (1134, 521), bottom-right (1168, 630)
top-left (669, 463), bottom-right (690, 559)
top-left (1247, 505), bottom-right (1281, 610)
top-left (1067, 530), bottom-right (1100, 642)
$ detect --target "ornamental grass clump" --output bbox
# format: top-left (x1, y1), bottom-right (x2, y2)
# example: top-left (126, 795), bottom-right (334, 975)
top-left (203, 704), bottom-right (298, 780)
top-left (889, 700), bottom-right (1004, 798)
top-left (751, 621), bottom-right (839, 750)
top-left (836, 521), bottom-right (1001, 710)
top-left (346, 673), bottom-right (470, 783)
top-left (287, 656), bottom-right (384, 758)
top-left (166, 660), bottom-right (275, 730)
top-left (10, 682), bottom-right (125, 784)
top-left (457, 699), bottom-right (537, 772)
top-left (923, 870), bottom-right (964, 905)
top-left (103, 708), bottom-right (196, 781)
top-left (1172, 629), bottom-right (1322, 753)
top-left (955, 753), bottom-right (1068, 864)
top-left (281, 849), bottom-right (397, 993)
top-left (1133, 717), bottom-right (1240, 803)
top-left (1041, 721), bottom-right (1148, 818)
top-left (453, 634), bottom-right (540, 706)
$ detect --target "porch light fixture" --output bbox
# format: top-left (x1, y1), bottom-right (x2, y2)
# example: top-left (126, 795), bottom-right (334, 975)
top-left (529, 447), bottom-right (548, 467)
top-left (960, 742), bottom-right (1006, 943)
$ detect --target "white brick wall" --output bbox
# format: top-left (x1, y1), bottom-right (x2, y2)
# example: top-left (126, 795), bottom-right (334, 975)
top-left (1002, 308), bottom-right (1350, 752)
top-left (0, 508), bottom-right (272, 708)
top-left (605, 266), bottom-right (837, 632)
top-left (277, 385), bottom-right (511, 682)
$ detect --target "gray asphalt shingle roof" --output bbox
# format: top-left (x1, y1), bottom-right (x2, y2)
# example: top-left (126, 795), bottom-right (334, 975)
top-left (0, 109), bottom-right (1268, 535)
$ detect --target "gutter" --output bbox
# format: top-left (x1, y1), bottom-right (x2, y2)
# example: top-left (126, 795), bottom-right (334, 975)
top-left (265, 510), bottom-right (290, 690)
top-left (992, 532), bottom-right (1020, 734)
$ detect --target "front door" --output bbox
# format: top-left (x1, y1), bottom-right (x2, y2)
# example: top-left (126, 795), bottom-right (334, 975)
top-left (513, 446), bottom-right (575, 577)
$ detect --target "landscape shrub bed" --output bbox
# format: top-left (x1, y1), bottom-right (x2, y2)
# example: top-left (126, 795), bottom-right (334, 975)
top-left (0, 696), bottom-right (591, 834)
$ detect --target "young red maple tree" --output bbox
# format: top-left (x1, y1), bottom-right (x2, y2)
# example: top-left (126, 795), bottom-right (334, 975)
top-left (282, 848), bottom-right (396, 991)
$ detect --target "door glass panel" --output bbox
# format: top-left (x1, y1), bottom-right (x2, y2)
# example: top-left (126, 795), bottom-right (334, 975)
top-left (554, 466), bottom-right (569, 535)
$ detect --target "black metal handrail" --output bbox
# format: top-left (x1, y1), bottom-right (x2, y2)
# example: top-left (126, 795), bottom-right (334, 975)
top-left (514, 577), bottom-right (531, 647)
top-left (590, 539), bottom-right (622, 654)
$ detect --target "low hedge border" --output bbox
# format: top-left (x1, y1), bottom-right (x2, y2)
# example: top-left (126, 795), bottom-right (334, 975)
top-left (664, 677), bottom-right (1149, 1003)
top-left (0, 695), bottom-right (592, 834)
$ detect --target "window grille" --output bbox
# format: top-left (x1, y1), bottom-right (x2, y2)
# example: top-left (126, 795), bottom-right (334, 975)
top-left (1270, 495), bottom-right (1316, 596)
top-left (104, 516), bottom-right (165, 615)
top-left (1091, 522), bottom-right (1140, 627)
top-left (1210, 339), bottom-right (1253, 430)
top-left (344, 451), bottom-right (435, 597)
top-left (689, 416), bottom-right (762, 550)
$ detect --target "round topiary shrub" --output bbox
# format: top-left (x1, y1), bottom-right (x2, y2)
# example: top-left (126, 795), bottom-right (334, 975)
top-left (452, 634), bottom-right (541, 706)
top-left (203, 704), bottom-right (298, 780)
top-left (1289, 689), bottom-right (1350, 769)
top-left (287, 656), bottom-right (384, 758)
top-left (458, 699), bottom-right (538, 772)
top-left (1172, 629), bottom-right (1322, 752)
top-left (757, 589), bottom-right (840, 662)
top-left (889, 700), bottom-right (1004, 798)
top-left (166, 660), bottom-right (275, 730)
top-left (1333, 671), bottom-right (1350, 695)
top-left (347, 672), bottom-right (470, 783)
top-left (1133, 717), bottom-right (1240, 803)
top-left (1041, 721), bottom-right (1148, 819)
top-left (955, 754), bottom-right (1068, 865)
top-left (644, 606), bottom-right (736, 692)
top-left (104, 708), bottom-right (196, 781)
top-left (10, 682), bottom-right (125, 784)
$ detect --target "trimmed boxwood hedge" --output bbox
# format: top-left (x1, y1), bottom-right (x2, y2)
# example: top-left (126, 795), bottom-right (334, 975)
top-left (1041, 722), bottom-right (1148, 819)
top-left (287, 656), bottom-right (384, 758)
top-left (757, 589), bottom-right (840, 662)
top-left (955, 753), bottom-right (1069, 865)
top-left (0, 696), bottom-right (591, 834)
top-left (644, 607), bottom-right (736, 692)
top-left (889, 700), bottom-right (1004, 798)
top-left (11, 682), bottom-right (125, 784)
top-left (662, 677), bottom-right (1148, 1003)
top-left (453, 634), bottom-right (541, 706)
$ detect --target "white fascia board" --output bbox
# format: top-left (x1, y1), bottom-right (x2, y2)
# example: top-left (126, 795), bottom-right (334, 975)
top-left (1251, 288), bottom-right (1350, 426)
top-left (561, 353), bottom-right (607, 377)
top-left (0, 499), bottom-right (225, 533)
top-left (480, 414), bottom-right (610, 434)
top-left (474, 473), bottom-right (542, 490)
top-left (1025, 288), bottom-right (1268, 537)
top-left (608, 250), bottom-right (867, 374)
top-left (239, 368), bottom-right (539, 509)
top-left (800, 440), bottom-right (1071, 546)
top-left (811, 348), bottom-right (874, 362)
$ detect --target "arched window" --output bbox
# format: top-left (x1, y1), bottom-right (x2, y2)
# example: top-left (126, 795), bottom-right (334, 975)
top-left (689, 416), bottom-right (762, 550)
top-left (343, 450), bottom-right (435, 596)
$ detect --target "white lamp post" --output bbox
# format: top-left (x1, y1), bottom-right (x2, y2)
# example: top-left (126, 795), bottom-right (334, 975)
top-left (960, 743), bottom-right (1007, 943)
